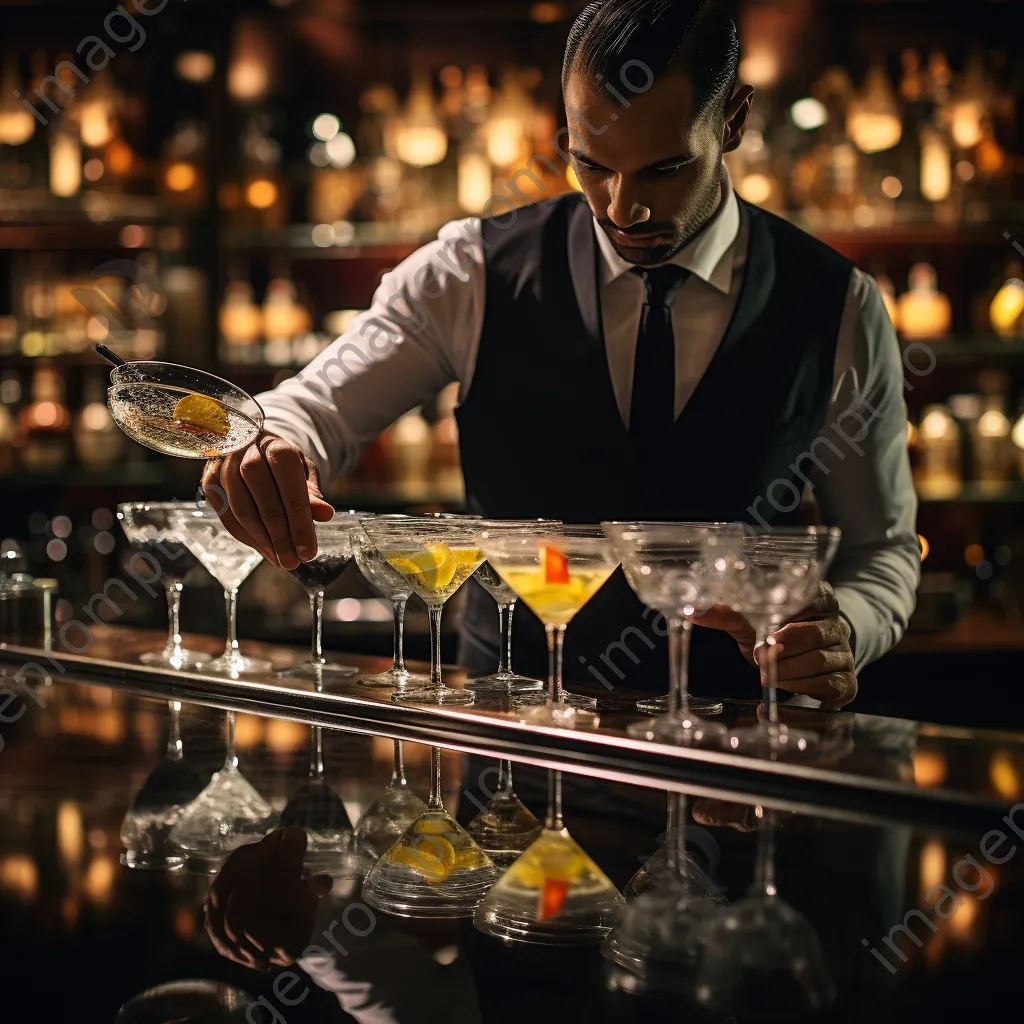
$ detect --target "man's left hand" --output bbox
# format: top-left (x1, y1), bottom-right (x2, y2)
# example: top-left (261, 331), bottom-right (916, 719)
top-left (755, 581), bottom-right (857, 709)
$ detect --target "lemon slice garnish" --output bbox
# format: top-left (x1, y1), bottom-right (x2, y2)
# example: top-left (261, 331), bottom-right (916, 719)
top-left (387, 835), bottom-right (456, 883)
top-left (172, 394), bottom-right (230, 438)
top-left (387, 545), bottom-right (457, 590)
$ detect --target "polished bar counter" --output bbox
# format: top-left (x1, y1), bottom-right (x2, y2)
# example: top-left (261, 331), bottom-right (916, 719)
top-left (1, 629), bottom-right (1023, 1022)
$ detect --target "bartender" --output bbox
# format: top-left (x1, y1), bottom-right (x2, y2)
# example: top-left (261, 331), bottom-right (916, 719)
top-left (201, 0), bottom-right (919, 709)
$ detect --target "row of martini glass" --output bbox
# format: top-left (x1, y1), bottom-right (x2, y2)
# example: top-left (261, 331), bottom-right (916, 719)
top-left (122, 702), bottom-right (832, 1012)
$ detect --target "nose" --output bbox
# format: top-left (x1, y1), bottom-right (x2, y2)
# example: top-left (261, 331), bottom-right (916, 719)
top-left (606, 178), bottom-right (651, 230)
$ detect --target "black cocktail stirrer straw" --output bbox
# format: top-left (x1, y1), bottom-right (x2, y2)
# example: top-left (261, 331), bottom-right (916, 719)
top-left (95, 343), bottom-right (127, 367)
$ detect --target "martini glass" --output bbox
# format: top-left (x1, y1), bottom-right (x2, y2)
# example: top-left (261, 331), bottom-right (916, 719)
top-left (361, 745), bottom-right (500, 917)
top-left (353, 740), bottom-right (427, 858)
top-left (279, 512), bottom-right (364, 681)
top-left (695, 808), bottom-right (835, 1017)
top-left (603, 522), bottom-right (726, 745)
top-left (170, 504), bottom-right (270, 677)
top-left (279, 724), bottom-right (359, 877)
top-left (474, 769), bottom-right (624, 944)
top-left (169, 710), bottom-right (276, 873)
top-left (117, 502), bottom-right (206, 670)
top-left (702, 526), bottom-right (841, 757)
top-left (466, 760), bottom-right (543, 870)
top-left (352, 528), bottom-right (430, 691)
top-left (480, 526), bottom-right (618, 729)
top-left (120, 700), bottom-right (207, 869)
top-left (359, 517), bottom-right (485, 707)
top-left (106, 359), bottom-right (263, 459)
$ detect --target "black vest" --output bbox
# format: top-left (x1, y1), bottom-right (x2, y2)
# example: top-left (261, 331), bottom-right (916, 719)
top-left (455, 193), bottom-right (854, 699)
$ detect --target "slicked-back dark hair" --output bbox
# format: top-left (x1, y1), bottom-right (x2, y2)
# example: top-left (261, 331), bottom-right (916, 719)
top-left (562, 0), bottom-right (740, 117)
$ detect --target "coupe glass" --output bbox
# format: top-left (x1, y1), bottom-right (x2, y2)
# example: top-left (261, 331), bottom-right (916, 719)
top-left (279, 512), bottom-right (364, 681)
top-left (279, 724), bottom-right (361, 877)
top-left (352, 529), bottom-right (430, 690)
top-left (359, 517), bottom-right (485, 706)
top-left (695, 809), bottom-right (835, 1017)
top-left (169, 710), bottom-right (276, 873)
top-left (603, 522), bottom-right (726, 745)
top-left (117, 502), bottom-right (206, 670)
top-left (120, 700), bottom-right (206, 870)
top-left (107, 360), bottom-right (263, 459)
top-left (353, 740), bottom-right (427, 858)
top-left (361, 745), bottom-right (500, 917)
top-left (480, 526), bottom-right (618, 729)
top-left (170, 504), bottom-right (270, 677)
top-left (702, 526), bottom-right (841, 756)
top-left (474, 769), bottom-right (624, 944)
top-left (466, 760), bottom-right (543, 870)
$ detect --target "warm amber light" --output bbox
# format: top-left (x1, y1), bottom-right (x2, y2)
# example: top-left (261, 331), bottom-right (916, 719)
top-left (106, 140), bottom-right (133, 175)
top-left (57, 802), bottom-right (84, 867)
top-left (529, 2), bottom-right (566, 22)
top-left (881, 175), bottom-right (903, 199)
top-left (234, 713), bottom-right (264, 749)
top-left (964, 543), bottom-right (984, 567)
top-left (990, 279), bottom-right (1024, 337)
top-left (917, 534), bottom-right (929, 561)
top-left (989, 751), bottom-right (1021, 799)
top-left (913, 750), bottom-right (947, 787)
top-left (0, 855), bottom-right (39, 901)
top-left (165, 161), bottom-right (198, 193)
top-left (566, 164), bottom-right (583, 193)
top-left (245, 178), bottom-right (278, 209)
top-left (739, 49), bottom-right (780, 88)
top-left (738, 173), bottom-right (773, 205)
top-left (919, 839), bottom-right (945, 894)
top-left (265, 718), bottom-right (306, 754)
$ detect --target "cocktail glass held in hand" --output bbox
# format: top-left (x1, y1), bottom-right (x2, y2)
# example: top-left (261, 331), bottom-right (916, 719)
top-left (352, 529), bottom-right (430, 690)
top-left (702, 527), bottom-right (842, 757)
top-left (279, 513), bottom-right (365, 681)
top-left (354, 740), bottom-right (427, 858)
top-left (359, 518), bottom-right (485, 707)
top-left (169, 710), bottom-right (276, 873)
top-left (603, 522), bottom-right (726, 746)
top-left (474, 769), bottom-right (624, 944)
top-left (480, 527), bottom-right (618, 729)
top-left (120, 700), bottom-right (206, 870)
top-left (106, 360), bottom-right (263, 460)
top-left (117, 502), bottom-right (206, 670)
top-left (361, 745), bottom-right (500, 918)
top-left (170, 504), bottom-right (270, 678)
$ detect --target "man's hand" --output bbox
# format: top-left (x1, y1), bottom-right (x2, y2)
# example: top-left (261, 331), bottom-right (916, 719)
top-left (201, 432), bottom-right (335, 570)
top-left (205, 828), bottom-right (333, 971)
top-left (689, 581), bottom-right (857, 709)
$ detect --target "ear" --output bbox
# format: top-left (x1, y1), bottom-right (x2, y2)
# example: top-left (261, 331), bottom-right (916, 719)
top-left (722, 84), bottom-right (755, 154)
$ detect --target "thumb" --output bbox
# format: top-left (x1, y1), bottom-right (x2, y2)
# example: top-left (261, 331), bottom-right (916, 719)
top-left (304, 463), bottom-right (335, 522)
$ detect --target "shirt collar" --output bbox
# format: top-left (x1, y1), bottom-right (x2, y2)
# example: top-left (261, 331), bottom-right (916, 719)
top-left (593, 163), bottom-right (740, 295)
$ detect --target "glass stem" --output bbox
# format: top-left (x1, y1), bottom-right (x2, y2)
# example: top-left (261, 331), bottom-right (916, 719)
top-left (499, 759), bottom-right (514, 798)
top-left (391, 598), bottom-right (408, 675)
top-left (392, 739), bottom-right (407, 786)
top-left (165, 582), bottom-right (184, 656)
top-left (222, 588), bottom-right (239, 661)
top-left (756, 624), bottom-right (778, 726)
top-left (678, 619), bottom-right (693, 716)
top-left (223, 710), bottom-right (238, 772)
top-left (166, 700), bottom-right (183, 761)
top-left (545, 769), bottom-right (564, 831)
top-left (670, 792), bottom-right (688, 884)
top-left (545, 623), bottom-right (566, 705)
top-left (427, 603), bottom-right (444, 696)
top-left (427, 745), bottom-right (443, 811)
top-left (754, 807), bottom-right (777, 897)
top-left (496, 601), bottom-right (515, 676)
top-left (311, 590), bottom-right (325, 667)
top-left (309, 725), bottom-right (324, 779)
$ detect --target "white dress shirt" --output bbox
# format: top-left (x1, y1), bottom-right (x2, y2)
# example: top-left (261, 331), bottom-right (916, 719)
top-left (259, 168), bottom-right (920, 671)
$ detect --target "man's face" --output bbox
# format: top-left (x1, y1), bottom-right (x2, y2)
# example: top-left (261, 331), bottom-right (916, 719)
top-left (564, 70), bottom-right (745, 266)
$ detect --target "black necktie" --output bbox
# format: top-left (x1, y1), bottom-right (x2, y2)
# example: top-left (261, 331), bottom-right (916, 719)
top-left (629, 265), bottom-right (691, 449)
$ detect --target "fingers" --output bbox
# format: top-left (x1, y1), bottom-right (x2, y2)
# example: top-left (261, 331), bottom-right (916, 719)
top-left (792, 580), bottom-right (840, 621)
top-left (261, 438), bottom-right (322, 563)
top-left (768, 616), bottom-right (851, 659)
top-left (201, 457), bottom-right (266, 552)
top-left (691, 798), bottom-right (757, 832)
top-left (305, 463), bottom-right (336, 524)
top-left (774, 644), bottom-right (855, 682)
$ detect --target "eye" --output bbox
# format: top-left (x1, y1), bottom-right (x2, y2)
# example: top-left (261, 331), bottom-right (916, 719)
top-left (652, 163), bottom-right (687, 177)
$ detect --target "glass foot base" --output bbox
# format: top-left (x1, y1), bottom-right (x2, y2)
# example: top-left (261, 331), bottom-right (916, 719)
top-left (358, 669), bottom-right (431, 689)
top-left (120, 850), bottom-right (185, 871)
top-left (278, 661), bottom-right (359, 681)
top-left (627, 713), bottom-right (728, 747)
top-left (517, 690), bottom-right (597, 711)
top-left (139, 647), bottom-right (207, 671)
top-left (726, 722), bottom-right (817, 757)
top-left (392, 685), bottom-right (475, 707)
top-left (635, 694), bottom-right (724, 716)
top-left (202, 652), bottom-right (273, 677)
top-left (467, 793), bottom-right (543, 869)
top-left (466, 673), bottom-right (545, 694)
top-left (518, 702), bottom-right (599, 730)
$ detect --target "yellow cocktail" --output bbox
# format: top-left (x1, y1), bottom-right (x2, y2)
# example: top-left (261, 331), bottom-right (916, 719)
top-left (498, 567), bottom-right (614, 625)
top-left (383, 545), bottom-right (483, 603)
